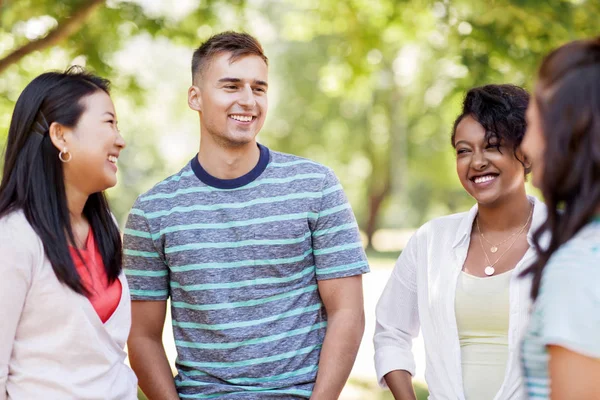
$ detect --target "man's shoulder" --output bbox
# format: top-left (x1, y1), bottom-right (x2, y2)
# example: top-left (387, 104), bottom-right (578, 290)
top-left (268, 149), bottom-right (332, 175)
top-left (133, 161), bottom-right (196, 210)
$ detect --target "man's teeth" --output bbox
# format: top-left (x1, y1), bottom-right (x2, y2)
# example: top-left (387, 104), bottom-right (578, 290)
top-left (230, 115), bottom-right (253, 122)
top-left (474, 175), bottom-right (496, 184)
top-left (108, 155), bottom-right (118, 164)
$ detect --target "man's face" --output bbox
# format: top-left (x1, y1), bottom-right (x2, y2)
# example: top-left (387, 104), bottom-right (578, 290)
top-left (193, 52), bottom-right (268, 148)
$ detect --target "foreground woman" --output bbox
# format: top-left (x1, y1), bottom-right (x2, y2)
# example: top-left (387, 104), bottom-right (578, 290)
top-left (520, 37), bottom-right (600, 400)
top-left (0, 68), bottom-right (137, 399)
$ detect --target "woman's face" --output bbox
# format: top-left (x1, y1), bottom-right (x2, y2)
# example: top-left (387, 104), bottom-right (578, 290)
top-left (454, 115), bottom-right (527, 207)
top-left (61, 91), bottom-right (126, 194)
top-left (521, 96), bottom-right (546, 189)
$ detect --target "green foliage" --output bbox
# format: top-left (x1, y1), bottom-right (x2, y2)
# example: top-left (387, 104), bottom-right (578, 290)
top-left (1, 0), bottom-right (599, 228)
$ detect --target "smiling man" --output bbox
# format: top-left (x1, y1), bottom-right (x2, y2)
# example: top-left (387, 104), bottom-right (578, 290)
top-left (123, 32), bottom-right (369, 400)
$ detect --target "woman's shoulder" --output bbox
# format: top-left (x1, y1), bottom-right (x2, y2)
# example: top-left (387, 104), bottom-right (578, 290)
top-left (400, 210), bottom-right (472, 254)
top-left (0, 209), bottom-right (44, 275)
top-left (0, 209), bottom-right (42, 245)
top-left (414, 210), bottom-right (471, 238)
top-left (545, 221), bottom-right (600, 278)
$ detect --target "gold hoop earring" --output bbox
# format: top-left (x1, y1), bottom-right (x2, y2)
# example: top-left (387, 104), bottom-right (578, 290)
top-left (59, 147), bottom-right (72, 163)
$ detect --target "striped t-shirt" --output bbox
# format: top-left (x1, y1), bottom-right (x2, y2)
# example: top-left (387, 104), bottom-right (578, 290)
top-left (123, 144), bottom-right (369, 399)
top-left (521, 219), bottom-right (600, 399)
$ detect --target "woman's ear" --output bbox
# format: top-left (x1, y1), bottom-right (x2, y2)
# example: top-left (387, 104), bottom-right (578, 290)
top-left (48, 122), bottom-right (70, 152)
top-left (519, 150), bottom-right (533, 174)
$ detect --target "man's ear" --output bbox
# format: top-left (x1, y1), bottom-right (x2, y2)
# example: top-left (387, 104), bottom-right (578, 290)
top-left (188, 85), bottom-right (202, 112)
top-left (48, 122), bottom-right (70, 152)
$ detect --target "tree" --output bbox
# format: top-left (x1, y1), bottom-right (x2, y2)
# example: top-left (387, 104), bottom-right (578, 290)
top-left (0, 0), bottom-right (244, 220)
top-left (1, 0), bottom-right (599, 236)
top-left (0, 0), bottom-right (104, 74)
top-left (257, 0), bottom-right (600, 246)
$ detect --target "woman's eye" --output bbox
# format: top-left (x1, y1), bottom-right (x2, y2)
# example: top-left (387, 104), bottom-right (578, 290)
top-left (225, 85), bottom-right (237, 90)
top-left (457, 149), bottom-right (469, 154)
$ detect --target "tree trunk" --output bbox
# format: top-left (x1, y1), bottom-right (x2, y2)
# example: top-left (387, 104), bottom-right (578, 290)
top-left (0, 0), bottom-right (104, 74)
top-left (365, 179), bottom-right (390, 249)
top-left (365, 85), bottom-right (404, 250)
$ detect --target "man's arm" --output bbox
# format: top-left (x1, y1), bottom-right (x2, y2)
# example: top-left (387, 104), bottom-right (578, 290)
top-left (128, 300), bottom-right (179, 400)
top-left (548, 345), bottom-right (600, 400)
top-left (310, 275), bottom-right (364, 400)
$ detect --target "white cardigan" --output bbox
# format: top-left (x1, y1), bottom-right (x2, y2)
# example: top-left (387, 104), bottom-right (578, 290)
top-left (0, 210), bottom-right (137, 400)
top-left (374, 196), bottom-right (546, 400)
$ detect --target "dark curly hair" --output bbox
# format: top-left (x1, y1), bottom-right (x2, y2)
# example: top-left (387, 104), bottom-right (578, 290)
top-left (451, 84), bottom-right (531, 173)
top-left (522, 37), bottom-right (600, 300)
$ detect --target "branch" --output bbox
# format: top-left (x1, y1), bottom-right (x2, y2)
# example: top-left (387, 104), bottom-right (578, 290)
top-left (0, 0), bottom-right (105, 74)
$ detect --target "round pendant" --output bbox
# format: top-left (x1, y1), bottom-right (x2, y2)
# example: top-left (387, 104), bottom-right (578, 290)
top-left (484, 266), bottom-right (495, 276)
top-left (490, 246), bottom-right (498, 253)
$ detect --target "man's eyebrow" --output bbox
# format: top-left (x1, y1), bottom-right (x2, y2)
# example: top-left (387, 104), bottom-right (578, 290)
top-left (218, 78), bottom-right (268, 87)
top-left (218, 78), bottom-right (241, 83)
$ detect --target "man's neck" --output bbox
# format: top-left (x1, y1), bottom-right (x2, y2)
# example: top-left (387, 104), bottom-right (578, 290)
top-left (198, 137), bottom-right (261, 180)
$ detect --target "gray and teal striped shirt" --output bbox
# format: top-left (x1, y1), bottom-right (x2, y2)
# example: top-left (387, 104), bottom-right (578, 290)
top-left (123, 144), bottom-right (369, 399)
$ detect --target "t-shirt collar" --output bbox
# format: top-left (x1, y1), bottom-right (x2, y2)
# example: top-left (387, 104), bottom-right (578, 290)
top-left (191, 143), bottom-right (270, 189)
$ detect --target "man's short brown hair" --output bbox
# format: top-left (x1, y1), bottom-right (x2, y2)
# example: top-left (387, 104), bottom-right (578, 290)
top-left (191, 31), bottom-right (268, 82)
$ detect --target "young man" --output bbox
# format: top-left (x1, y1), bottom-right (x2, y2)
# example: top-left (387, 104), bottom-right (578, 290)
top-left (124, 31), bottom-right (369, 399)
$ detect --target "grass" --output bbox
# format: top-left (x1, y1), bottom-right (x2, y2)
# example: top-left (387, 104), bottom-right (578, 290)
top-left (137, 379), bottom-right (429, 400)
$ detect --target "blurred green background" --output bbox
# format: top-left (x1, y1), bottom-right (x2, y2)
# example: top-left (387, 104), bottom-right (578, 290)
top-left (1, 1), bottom-right (599, 399)
top-left (3, 0), bottom-right (597, 245)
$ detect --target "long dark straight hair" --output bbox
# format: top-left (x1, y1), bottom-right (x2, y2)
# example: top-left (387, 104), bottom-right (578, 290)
top-left (0, 67), bottom-right (122, 295)
top-left (523, 37), bottom-right (600, 299)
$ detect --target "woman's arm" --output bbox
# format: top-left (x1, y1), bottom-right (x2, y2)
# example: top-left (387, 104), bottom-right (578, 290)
top-left (0, 225), bottom-right (34, 400)
top-left (548, 345), bottom-right (600, 400)
top-left (373, 234), bottom-right (421, 398)
top-left (384, 370), bottom-right (417, 400)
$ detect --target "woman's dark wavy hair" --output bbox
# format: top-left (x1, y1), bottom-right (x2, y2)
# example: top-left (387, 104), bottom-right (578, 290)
top-left (0, 66), bottom-right (122, 294)
top-left (522, 37), bottom-right (600, 300)
top-left (451, 84), bottom-right (531, 174)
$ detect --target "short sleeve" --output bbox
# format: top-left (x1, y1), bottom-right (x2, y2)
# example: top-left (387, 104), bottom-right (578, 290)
top-left (123, 199), bottom-right (170, 300)
top-left (537, 249), bottom-right (600, 359)
top-left (311, 169), bottom-right (369, 280)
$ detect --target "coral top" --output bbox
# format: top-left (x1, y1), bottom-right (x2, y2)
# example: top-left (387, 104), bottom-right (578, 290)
top-left (70, 228), bottom-right (122, 323)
